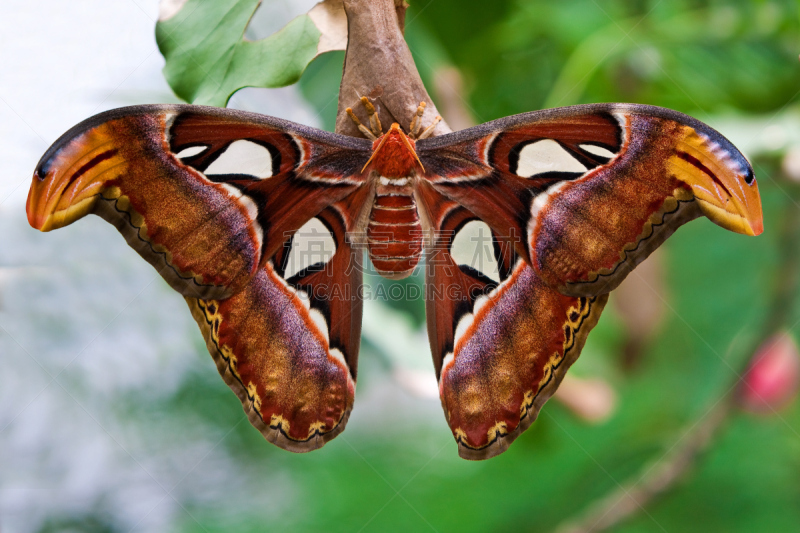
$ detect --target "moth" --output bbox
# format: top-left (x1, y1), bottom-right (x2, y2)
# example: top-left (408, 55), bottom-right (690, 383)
top-left (27, 101), bottom-right (763, 460)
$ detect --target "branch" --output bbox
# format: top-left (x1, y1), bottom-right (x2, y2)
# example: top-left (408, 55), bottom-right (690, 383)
top-left (334, 0), bottom-right (451, 137)
top-left (553, 399), bottom-right (731, 533)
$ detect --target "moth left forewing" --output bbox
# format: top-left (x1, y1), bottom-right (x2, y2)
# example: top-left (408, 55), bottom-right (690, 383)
top-left (418, 104), bottom-right (763, 298)
top-left (187, 201), bottom-right (363, 452)
top-left (419, 186), bottom-right (608, 460)
top-left (27, 105), bottom-right (371, 300)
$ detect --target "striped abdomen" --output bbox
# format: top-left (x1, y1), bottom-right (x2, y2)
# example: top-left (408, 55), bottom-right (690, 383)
top-left (367, 188), bottom-right (423, 279)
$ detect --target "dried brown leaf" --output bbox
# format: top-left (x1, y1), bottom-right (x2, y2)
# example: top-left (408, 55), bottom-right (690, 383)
top-left (308, 0), bottom-right (348, 55)
top-left (335, 0), bottom-right (450, 137)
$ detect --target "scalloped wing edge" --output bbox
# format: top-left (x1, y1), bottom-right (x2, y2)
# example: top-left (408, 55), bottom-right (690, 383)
top-left (455, 293), bottom-right (609, 461)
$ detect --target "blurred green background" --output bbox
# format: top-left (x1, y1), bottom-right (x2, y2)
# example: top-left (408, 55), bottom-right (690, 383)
top-left (4, 1), bottom-right (800, 532)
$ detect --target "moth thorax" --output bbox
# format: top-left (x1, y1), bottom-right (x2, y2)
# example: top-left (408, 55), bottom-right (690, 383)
top-left (368, 126), bottom-right (421, 178)
top-left (367, 191), bottom-right (423, 279)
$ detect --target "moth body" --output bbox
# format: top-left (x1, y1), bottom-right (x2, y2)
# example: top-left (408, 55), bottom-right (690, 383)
top-left (364, 123), bottom-right (425, 279)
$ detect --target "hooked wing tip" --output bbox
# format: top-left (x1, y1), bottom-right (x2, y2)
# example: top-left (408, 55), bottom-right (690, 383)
top-left (718, 164), bottom-right (763, 237)
top-left (26, 121), bottom-right (125, 233)
top-left (670, 127), bottom-right (764, 238)
top-left (748, 207), bottom-right (764, 237)
top-left (738, 165), bottom-right (763, 236)
top-left (27, 170), bottom-right (50, 231)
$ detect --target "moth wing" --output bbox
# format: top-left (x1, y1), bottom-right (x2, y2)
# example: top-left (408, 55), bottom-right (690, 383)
top-left (418, 103), bottom-right (762, 297)
top-left (28, 104), bottom-right (371, 451)
top-left (27, 104), bottom-right (370, 299)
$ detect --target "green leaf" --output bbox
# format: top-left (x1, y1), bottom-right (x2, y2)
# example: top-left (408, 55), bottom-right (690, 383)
top-left (156, 0), bottom-right (333, 106)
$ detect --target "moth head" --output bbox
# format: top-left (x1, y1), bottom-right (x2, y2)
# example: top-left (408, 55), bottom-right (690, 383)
top-left (361, 123), bottom-right (424, 177)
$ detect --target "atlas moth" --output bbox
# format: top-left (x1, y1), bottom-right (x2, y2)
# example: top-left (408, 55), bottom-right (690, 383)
top-left (27, 97), bottom-right (762, 460)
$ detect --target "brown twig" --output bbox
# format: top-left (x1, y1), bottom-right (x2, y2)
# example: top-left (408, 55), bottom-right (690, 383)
top-left (554, 397), bottom-right (732, 533)
top-left (334, 0), bottom-right (450, 137)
